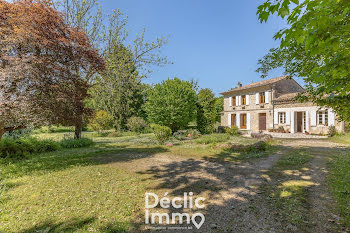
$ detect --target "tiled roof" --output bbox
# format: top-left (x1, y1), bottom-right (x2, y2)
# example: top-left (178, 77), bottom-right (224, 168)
top-left (220, 75), bottom-right (289, 95)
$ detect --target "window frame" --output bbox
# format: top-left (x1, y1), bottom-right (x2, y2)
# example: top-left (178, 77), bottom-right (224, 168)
top-left (278, 112), bottom-right (286, 124)
top-left (231, 114), bottom-right (236, 127)
top-left (241, 95), bottom-right (246, 105)
top-left (240, 113), bottom-right (247, 129)
top-left (317, 110), bottom-right (329, 126)
top-left (259, 92), bottom-right (265, 104)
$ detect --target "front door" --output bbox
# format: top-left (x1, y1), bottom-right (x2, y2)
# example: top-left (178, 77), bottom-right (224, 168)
top-left (259, 113), bottom-right (266, 131)
top-left (296, 112), bottom-right (303, 132)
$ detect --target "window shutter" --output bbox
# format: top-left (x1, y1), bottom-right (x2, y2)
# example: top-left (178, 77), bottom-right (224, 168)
top-left (265, 91), bottom-right (269, 103)
top-left (256, 93), bottom-right (259, 104)
top-left (274, 111), bottom-right (278, 125)
top-left (329, 109), bottom-right (335, 126)
top-left (238, 96), bottom-right (241, 106)
top-left (229, 97), bottom-right (232, 107)
top-left (247, 113), bottom-right (251, 130)
top-left (228, 113), bottom-right (231, 127)
top-left (291, 111), bottom-right (295, 133)
top-left (310, 110), bottom-right (317, 126)
top-left (286, 111), bottom-right (290, 125)
top-left (235, 96), bottom-right (238, 106)
top-left (236, 113), bottom-right (240, 129)
top-left (246, 94), bottom-right (250, 105)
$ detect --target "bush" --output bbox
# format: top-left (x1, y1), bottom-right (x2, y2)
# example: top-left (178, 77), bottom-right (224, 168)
top-left (3, 128), bottom-right (32, 139)
top-left (173, 129), bottom-right (201, 140)
top-left (229, 141), bottom-right (268, 153)
top-left (225, 126), bottom-right (239, 135)
top-left (126, 116), bottom-right (147, 133)
top-left (151, 124), bottom-right (172, 144)
top-left (328, 125), bottom-right (337, 137)
top-left (195, 134), bottom-right (230, 144)
top-left (277, 126), bottom-right (285, 133)
top-left (0, 137), bottom-right (60, 158)
top-left (60, 138), bottom-right (94, 149)
top-left (89, 110), bottom-right (114, 133)
top-left (107, 131), bottom-right (121, 137)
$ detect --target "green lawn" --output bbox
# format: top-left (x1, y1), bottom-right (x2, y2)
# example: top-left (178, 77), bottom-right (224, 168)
top-left (329, 133), bottom-right (350, 145)
top-left (329, 152), bottom-right (350, 227)
top-left (0, 132), bottom-right (272, 232)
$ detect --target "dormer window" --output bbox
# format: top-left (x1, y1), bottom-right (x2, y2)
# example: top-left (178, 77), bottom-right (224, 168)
top-left (259, 92), bottom-right (265, 104)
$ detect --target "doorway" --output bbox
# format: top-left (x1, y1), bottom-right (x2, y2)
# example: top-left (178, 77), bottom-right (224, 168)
top-left (296, 112), bottom-right (303, 133)
top-left (259, 113), bottom-right (266, 131)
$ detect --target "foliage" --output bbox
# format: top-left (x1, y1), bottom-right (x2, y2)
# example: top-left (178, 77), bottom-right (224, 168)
top-left (195, 134), bottom-right (230, 144)
top-left (150, 124), bottom-right (172, 144)
top-left (214, 97), bottom-right (224, 123)
top-left (3, 129), bottom-right (32, 139)
top-left (256, 0), bottom-right (350, 122)
top-left (173, 129), bottom-right (200, 140)
top-left (79, 6), bottom-right (168, 130)
top-left (225, 126), bottom-right (239, 135)
top-left (60, 138), bottom-right (94, 149)
top-left (0, 137), bottom-right (60, 159)
top-left (107, 131), bottom-right (121, 137)
top-left (126, 116), bottom-right (147, 133)
top-left (89, 111), bottom-right (114, 133)
top-left (34, 126), bottom-right (75, 134)
top-left (328, 126), bottom-right (337, 137)
top-left (197, 88), bottom-right (216, 134)
top-left (329, 152), bottom-right (350, 227)
top-left (145, 78), bottom-right (197, 132)
top-left (0, 0), bottom-right (105, 140)
top-left (229, 141), bottom-right (269, 153)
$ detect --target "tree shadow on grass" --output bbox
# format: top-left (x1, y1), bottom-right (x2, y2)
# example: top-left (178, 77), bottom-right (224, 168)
top-left (0, 146), bottom-right (168, 179)
top-left (18, 217), bottom-right (96, 233)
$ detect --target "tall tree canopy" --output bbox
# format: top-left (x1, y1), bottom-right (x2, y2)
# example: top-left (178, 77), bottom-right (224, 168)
top-left (145, 78), bottom-right (197, 132)
top-left (57, 1), bottom-right (169, 130)
top-left (256, 0), bottom-right (350, 121)
top-left (197, 88), bottom-right (216, 134)
top-left (0, 0), bottom-right (104, 139)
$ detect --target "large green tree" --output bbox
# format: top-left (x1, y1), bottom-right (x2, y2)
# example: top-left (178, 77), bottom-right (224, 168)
top-left (197, 88), bottom-right (216, 134)
top-left (257, 0), bottom-right (350, 121)
top-left (145, 78), bottom-right (197, 132)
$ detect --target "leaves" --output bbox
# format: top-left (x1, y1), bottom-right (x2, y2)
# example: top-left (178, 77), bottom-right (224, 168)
top-left (256, 0), bottom-right (350, 122)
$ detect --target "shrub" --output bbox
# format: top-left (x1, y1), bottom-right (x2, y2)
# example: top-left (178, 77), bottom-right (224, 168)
top-left (277, 126), bottom-right (285, 133)
top-left (60, 138), bottom-right (94, 149)
top-left (0, 137), bottom-right (60, 158)
top-left (195, 134), bottom-right (230, 144)
top-left (107, 131), bottom-right (121, 137)
top-left (229, 141), bottom-right (268, 153)
top-left (126, 116), bottom-right (147, 133)
top-left (328, 125), bottom-right (337, 137)
top-left (151, 124), bottom-right (172, 144)
top-left (3, 128), bottom-right (32, 139)
top-left (89, 110), bottom-right (114, 133)
top-left (225, 126), bottom-right (239, 135)
top-left (173, 129), bottom-right (200, 140)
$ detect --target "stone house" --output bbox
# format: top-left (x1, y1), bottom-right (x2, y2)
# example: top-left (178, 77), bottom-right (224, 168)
top-left (220, 76), bottom-right (344, 134)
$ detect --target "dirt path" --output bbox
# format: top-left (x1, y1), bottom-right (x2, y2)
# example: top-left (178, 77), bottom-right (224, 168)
top-left (280, 139), bottom-right (348, 233)
top-left (97, 139), bottom-right (348, 232)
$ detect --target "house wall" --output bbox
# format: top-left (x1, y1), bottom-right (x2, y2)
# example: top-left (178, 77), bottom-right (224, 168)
top-left (274, 79), bottom-right (304, 98)
top-left (222, 85), bottom-right (274, 131)
top-left (274, 102), bottom-right (344, 134)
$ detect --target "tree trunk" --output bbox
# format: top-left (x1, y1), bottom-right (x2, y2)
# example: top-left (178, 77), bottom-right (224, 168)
top-left (74, 124), bottom-right (82, 139)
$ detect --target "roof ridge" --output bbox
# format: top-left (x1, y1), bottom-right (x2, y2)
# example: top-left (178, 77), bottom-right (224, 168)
top-left (220, 75), bottom-right (290, 94)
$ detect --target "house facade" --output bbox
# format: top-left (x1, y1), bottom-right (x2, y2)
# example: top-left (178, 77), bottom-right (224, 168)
top-left (220, 76), bottom-right (344, 134)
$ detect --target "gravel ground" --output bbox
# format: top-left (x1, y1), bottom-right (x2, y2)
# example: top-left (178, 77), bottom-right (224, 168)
top-left (98, 139), bottom-right (348, 232)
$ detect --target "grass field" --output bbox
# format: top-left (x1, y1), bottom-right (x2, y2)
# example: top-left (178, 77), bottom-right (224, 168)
top-left (0, 132), bottom-right (272, 232)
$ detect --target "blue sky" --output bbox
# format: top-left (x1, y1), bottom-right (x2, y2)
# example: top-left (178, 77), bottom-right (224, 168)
top-left (102, 0), bottom-right (298, 95)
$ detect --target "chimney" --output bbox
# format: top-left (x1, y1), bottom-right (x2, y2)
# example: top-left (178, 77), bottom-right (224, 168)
top-left (237, 82), bottom-right (242, 88)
